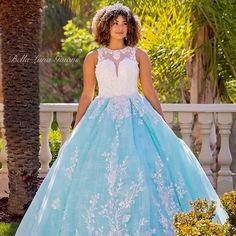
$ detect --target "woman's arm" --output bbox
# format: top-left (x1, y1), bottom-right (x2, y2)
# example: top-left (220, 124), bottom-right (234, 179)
top-left (136, 48), bottom-right (165, 120)
top-left (73, 51), bottom-right (97, 129)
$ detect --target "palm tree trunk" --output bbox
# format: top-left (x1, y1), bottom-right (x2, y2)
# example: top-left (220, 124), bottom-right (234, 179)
top-left (186, 19), bottom-right (219, 185)
top-left (187, 23), bottom-right (215, 104)
top-left (0, 0), bottom-right (42, 215)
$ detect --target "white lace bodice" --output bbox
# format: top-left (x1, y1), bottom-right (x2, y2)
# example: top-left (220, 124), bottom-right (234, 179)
top-left (95, 47), bottom-right (139, 97)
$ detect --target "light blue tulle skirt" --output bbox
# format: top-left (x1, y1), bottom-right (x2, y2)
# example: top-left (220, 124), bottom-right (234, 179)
top-left (15, 94), bottom-right (228, 236)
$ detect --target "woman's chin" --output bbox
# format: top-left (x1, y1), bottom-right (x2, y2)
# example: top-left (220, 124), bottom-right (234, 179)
top-left (111, 35), bottom-right (126, 40)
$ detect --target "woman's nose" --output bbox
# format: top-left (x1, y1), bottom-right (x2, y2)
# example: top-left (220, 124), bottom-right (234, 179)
top-left (118, 25), bottom-right (125, 30)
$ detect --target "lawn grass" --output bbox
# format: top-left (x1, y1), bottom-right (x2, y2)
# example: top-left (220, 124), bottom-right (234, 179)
top-left (0, 223), bottom-right (19, 236)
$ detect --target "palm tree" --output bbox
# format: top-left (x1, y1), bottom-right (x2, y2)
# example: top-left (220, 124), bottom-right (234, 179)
top-left (0, 0), bottom-right (43, 215)
top-left (187, 0), bottom-right (236, 104)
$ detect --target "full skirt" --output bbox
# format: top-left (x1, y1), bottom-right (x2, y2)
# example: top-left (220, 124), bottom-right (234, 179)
top-left (15, 94), bottom-right (228, 236)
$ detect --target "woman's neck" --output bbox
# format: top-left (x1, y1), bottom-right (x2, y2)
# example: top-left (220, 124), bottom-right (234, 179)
top-left (107, 39), bottom-right (126, 50)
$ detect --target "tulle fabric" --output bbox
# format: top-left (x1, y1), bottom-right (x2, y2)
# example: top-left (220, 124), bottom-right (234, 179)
top-left (15, 94), bottom-right (228, 236)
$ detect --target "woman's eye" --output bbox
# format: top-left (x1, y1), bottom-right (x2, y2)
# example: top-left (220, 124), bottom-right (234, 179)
top-left (112, 22), bottom-right (127, 26)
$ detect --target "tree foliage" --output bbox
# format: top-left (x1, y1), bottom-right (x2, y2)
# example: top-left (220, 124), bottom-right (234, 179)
top-left (40, 19), bottom-right (98, 102)
top-left (52, 0), bottom-right (236, 103)
top-left (192, 0), bottom-right (236, 103)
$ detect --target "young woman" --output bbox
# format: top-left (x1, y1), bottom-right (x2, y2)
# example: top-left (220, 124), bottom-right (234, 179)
top-left (16, 3), bottom-right (228, 236)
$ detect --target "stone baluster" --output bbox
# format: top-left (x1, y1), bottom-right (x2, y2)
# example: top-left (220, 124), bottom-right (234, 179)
top-left (57, 112), bottom-right (73, 144)
top-left (229, 114), bottom-right (236, 189)
top-left (39, 111), bottom-right (53, 177)
top-left (178, 112), bottom-right (193, 147)
top-left (217, 112), bottom-right (233, 196)
top-left (198, 112), bottom-right (214, 185)
top-left (164, 111), bottom-right (174, 128)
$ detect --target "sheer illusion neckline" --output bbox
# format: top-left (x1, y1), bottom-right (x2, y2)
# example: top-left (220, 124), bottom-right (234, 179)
top-left (102, 46), bottom-right (133, 61)
top-left (96, 46), bottom-right (137, 80)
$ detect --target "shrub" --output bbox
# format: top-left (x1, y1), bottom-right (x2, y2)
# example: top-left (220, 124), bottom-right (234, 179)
top-left (173, 191), bottom-right (236, 236)
top-left (39, 128), bottom-right (73, 166)
top-left (0, 223), bottom-right (19, 236)
top-left (221, 191), bottom-right (236, 236)
top-left (48, 128), bottom-right (62, 166)
top-left (173, 199), bottom-right (227, 235)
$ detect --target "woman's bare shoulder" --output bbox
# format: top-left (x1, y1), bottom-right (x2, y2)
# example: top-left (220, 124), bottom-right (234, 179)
top-left (135, 47), bottom-right (150, 63)
top-left (84, 49), bottom-right (99, 64)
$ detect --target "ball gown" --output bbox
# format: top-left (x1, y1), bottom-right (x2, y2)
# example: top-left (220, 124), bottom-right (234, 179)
top-left (15, 46), bottom-right (228, 236)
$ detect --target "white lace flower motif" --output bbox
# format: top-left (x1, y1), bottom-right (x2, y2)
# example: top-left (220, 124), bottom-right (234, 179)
top-left (107, 96), bottom-right (131, 121)
top-left (122, 214), bottom-right (131, 223)
top-left (51, 197), bottom-right (60, 209)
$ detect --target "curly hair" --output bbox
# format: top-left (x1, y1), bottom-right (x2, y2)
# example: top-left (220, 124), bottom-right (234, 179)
top-left (92, 3), bottom-right (141, 47)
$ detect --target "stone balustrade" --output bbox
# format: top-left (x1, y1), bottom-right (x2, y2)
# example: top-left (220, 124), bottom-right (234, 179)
top-left (0, 103), bottom-right (236, 197)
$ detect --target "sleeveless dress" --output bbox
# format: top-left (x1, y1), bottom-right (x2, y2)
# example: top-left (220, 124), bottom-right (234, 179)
top-left (15, 46), bottom-right (228, 236)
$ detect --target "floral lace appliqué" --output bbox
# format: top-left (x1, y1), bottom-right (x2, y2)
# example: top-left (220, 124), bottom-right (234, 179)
top-left (51, 197), bottom-right (61, 210)
top-left (80, 128), bottom-right (158, 235)
top-left (152, 156), bottom-right (188, 235)
top-left (62, 146), bottom-right (79, 180)
top-left (107, 96), bottom-right (131, 122)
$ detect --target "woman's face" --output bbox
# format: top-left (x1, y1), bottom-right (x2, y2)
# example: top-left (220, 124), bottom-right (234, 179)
top-left (109, 15), bottom-right (128, 41)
